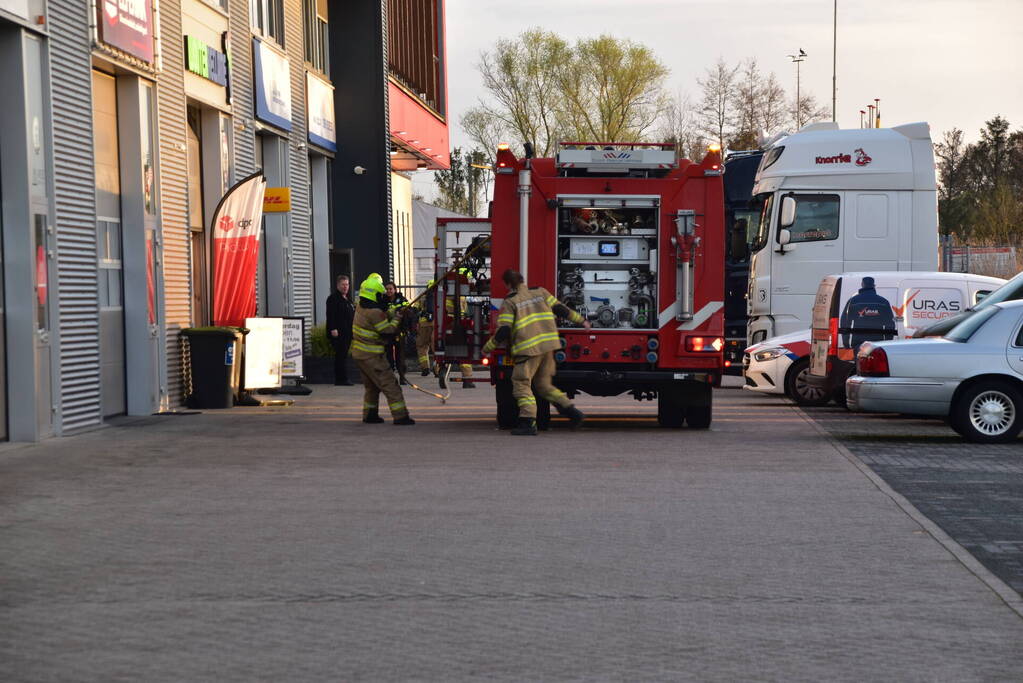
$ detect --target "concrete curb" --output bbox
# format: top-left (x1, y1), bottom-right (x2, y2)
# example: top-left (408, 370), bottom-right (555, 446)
top-left (794, 404), bottom-right (1023, 621)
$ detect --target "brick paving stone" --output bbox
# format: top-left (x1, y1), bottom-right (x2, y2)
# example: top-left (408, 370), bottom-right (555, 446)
top-left (804, 402), bottom-right (1023, 595)
top-left (1, 385), bottom-right (1022, 681)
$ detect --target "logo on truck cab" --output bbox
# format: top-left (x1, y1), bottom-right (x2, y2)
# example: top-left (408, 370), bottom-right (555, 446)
top-left (814, 149), bottom-right (872, 167)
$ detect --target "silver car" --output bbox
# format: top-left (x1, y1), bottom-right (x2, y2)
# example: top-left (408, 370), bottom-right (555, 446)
top-left (847, 299), bottom-right (1023, 443)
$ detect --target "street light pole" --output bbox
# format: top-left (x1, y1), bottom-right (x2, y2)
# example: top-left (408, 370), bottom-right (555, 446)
top-left (832, 0), bottom-right (837, 122)
top-left (788, 50), bottom-right (806, 128)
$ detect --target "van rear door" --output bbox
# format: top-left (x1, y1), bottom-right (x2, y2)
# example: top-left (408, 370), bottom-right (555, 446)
top-left (810, 276), bottom-right (840, 376)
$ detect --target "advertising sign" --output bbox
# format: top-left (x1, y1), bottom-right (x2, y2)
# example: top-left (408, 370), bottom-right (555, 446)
top-left (211, 171), bottom-right (267, 327)
top-left (185, 35), bottom-right (229, 87)
top-left (96, 0), bottom-right (155, 64)
top-left (281, 317), bottom-right (304, 378)
top-left (898, 288), bottom-right (964, 327)
top-left (306, 72), bottom-right (337, 152)
top-left (243, 317), bottom-right (283, 389)
top-left (253, 38), bottom-right (292, 131)
top-left (263, 187), bottom-right (292, 213)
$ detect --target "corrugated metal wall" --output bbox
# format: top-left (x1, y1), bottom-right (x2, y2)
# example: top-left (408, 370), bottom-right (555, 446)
top-left (49, 0), bottom-right (102, 432)
top-left (285, 0), bottom-right (313, 335)
top-left (228, 2), bottom-right (255, 175)
top-left (156, 0), bottom-right (193, 407)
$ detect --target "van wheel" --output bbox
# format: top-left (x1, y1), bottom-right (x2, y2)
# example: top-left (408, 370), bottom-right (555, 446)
top-left (786, 357), bottom-right (830, 406)
top-left (951, 380), bottom-right (1023, 443)
top-left (833, 387), bottom-right (848, 409)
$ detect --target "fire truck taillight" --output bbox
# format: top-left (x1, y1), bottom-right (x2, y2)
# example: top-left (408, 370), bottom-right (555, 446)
top-left (482, 357), bottom-right (490, 366)
top-left (686, 336), bottom-right (725, 352)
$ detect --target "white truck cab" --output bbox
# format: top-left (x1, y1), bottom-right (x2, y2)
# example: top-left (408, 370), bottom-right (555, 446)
top-left (746, 121), bottom-right (938, 346)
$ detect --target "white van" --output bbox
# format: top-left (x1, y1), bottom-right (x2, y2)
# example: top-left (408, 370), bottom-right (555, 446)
top-left (747, 122), bottom-right (939, 347)
top-left (801, 271), bottom-right (1004, 404)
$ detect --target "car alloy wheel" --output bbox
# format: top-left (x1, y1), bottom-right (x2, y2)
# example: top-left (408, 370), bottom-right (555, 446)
top-left (786, 358), bottom-right (829, 406)
top-left (969, 390), bottom-right (1015, 437)
top-left (952, 380), bottom-right (1023, 443)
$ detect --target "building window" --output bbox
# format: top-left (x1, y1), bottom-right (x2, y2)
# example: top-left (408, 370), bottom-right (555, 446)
top-left (204, 0), bottom-right (228, 12)
top-left (387, 0), bottom-right (444, 115)
top-left (251, 0), bottom-right (285, 46)
top-left (303, 0), bottom-right (329, 76)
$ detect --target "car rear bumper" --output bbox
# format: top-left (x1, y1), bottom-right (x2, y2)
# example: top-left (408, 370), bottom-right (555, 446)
top-left (845, 375), bottom-right (959, 415)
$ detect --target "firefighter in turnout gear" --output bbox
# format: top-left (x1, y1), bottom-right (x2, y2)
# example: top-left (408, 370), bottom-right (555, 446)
top-left (482, 269), bottom-right (590, 435)
top-left (446, 268), bottom-right (476, 388)
top-left (415, 279), bottom-right (437, 377)
top-left (351, 276), bottom-right (415, 425)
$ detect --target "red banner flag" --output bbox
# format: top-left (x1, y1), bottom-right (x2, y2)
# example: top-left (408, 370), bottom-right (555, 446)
top-left (211, 172), bottom-right (267, 327)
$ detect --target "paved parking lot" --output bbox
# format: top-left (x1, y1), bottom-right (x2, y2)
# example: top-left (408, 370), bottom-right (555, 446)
top-left (801, 399), bottom-right (1023, 595)
top-left (2, 382), bottom-right (1022, 681)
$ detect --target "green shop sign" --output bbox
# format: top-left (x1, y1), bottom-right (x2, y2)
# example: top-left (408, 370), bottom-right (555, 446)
top-left (184, 34), bottom-right (229, 89)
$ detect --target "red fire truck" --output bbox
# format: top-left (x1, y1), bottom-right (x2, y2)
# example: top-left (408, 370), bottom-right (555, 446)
top-left (433, 141), bottom-right (725, 429)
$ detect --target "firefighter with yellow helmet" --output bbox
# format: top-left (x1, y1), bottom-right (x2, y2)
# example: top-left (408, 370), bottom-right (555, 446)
top-left (482, 269), bottom-right (589, 435)
top-left (351, 275), bottom-right (414, 425)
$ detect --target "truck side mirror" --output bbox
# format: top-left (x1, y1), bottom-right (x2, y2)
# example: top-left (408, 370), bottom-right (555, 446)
top-left (778, 228), bottom-right (792, 246)
top-left (779, 196), bottom-right (796, 228)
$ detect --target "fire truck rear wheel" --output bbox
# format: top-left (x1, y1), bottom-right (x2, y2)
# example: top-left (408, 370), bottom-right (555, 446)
top-left (685, 404), bottom-right (712, 429)
top-left (657, 389), bottom-right (684, 428)
top-left (537, 399), bottom-right (551, 431)
top-left (495, 377), bottom-right (517, 430)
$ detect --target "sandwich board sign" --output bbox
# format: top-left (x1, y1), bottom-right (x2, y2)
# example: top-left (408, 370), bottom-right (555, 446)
top-left (243, 317), bottom-right (283, 389)
top-left (281, 317), bottom-right (304, 378)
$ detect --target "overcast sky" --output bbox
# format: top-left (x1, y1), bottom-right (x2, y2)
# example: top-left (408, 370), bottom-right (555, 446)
top-left (414, 0), bottom-right (1023, 197)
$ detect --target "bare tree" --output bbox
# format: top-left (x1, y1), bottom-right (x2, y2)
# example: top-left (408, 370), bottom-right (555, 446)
top-left (697, 58), bottom-right (738, 151)
top-left (790, 91), bottom-right (829, 130)
top-left (557, 35), bottom-right (670, 142)
top-left (730, 58), bottom-right (760, 150)
top-left (757, 72), bottom-right (789, 138)
top-left (461, 107), bottom-right (509, 165)
top-left (657, 90), bottom-right (705, 161)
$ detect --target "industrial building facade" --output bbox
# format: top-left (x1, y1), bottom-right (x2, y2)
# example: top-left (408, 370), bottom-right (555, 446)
top-left (0, 0), bottom-right (447, 441)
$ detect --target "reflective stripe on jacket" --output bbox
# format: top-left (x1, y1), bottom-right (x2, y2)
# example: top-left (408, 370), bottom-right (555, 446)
top-left (351, 304), bottom-right (397, 359)
top-left (498, 284), bottom-right (584, 357)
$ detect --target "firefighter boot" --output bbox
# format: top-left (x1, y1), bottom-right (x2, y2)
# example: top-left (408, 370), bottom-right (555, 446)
top-left (557, 404), bottom-right (585, 430)
top-left (511, 418), bottom-right (537, 436)
top-left (421, 368), bottom-right (430, 377)
top-left (363, 409), bottom-right (385, 424)
top-left (393, 415), bottom-right (416, 426)
top-left (462, 380), bottom-right (476, 389)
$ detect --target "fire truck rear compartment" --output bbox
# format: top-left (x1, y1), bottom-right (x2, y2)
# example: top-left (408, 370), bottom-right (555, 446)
top-left (557, 206), bottom-right (658, 330)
